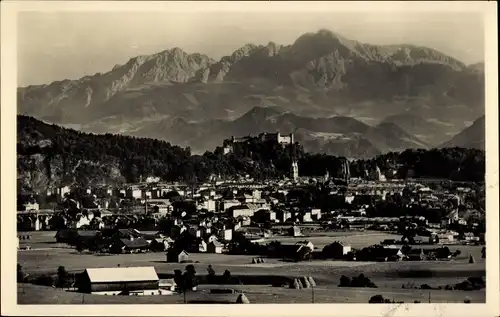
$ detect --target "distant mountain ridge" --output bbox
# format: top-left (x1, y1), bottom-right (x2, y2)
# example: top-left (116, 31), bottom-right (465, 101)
top-left (18, 29), bottom-right (485, 155)
top-left (440, 115), bottom-right (485, 150)
top-left (131, 105), bottom-right (430, 158)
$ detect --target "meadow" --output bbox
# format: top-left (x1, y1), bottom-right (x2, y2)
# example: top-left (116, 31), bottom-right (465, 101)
top-left (16, 230), bottom-right (486, 304)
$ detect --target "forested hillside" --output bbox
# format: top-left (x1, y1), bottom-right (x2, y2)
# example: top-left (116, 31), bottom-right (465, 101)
top-left (17, 115), bottom-right (485, 195)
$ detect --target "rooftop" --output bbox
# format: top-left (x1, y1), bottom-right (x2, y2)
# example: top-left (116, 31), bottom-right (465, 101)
top-left (84, 266), bottom-right (159, 283)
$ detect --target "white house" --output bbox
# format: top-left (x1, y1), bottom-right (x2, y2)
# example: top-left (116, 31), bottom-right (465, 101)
top-left (207, 234), bottom-right (219, 244)
top-left (126, 188), bottom-right (142, 199)
top-left (345, 195), bottom-right (355, 204)
top-left (252, 190), bottom-right (262, 200)
top-left (230, 205), bottom-right (256, 218)
top-left (59, 186), bottom-right (71, 198)
top-left (296, 240), bottom-right (314, 252)
top-left (198, 240), bottom-right (207, 252)
top-left (23, 202), bottom-right (39, 211)
top-left (200, 199), bottom-right (216, 212)
top-left (302, 212), bottom-right (313, 223)
top-left (311, 209), bottom-right (321, 220)
top-left (220, 229), bottom-right (232, 241)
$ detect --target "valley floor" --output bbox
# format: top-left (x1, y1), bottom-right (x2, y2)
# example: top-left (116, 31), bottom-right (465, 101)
top-left (16, 231), bottom-right (486, 304)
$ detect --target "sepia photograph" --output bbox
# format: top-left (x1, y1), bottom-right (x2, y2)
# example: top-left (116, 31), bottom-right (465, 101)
top-left (1, 1), bottom-right (498, 316)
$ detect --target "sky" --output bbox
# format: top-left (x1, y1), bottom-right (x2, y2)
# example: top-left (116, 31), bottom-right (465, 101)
top-left (17, 9), bottom-right (485, 87)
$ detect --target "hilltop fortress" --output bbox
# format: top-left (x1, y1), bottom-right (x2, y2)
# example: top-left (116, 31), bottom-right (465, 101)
top-left (223, 132), bottom-right (295, 154)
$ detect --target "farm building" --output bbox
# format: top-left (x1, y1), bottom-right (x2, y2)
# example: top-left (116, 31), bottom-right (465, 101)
top-left (413, 235), bottom-right (432, 244)
top-left (111, 238), bottom-right (150, 254)
top-left (149, 238), bottom-right (172, 252)
top-left (77, 266), bottom-right (160, 295)
top-left (376, 247), bottom-right (404, 261)
top-left (296, 240), bottom-right (314, 251)
top-left (357, 246), bottom-right (403, 262)
top-left (207, 241), bottom-right (223, 254)
top-left (199, 240), bottom-right (207, 252)
top-left (55, 229), bottom-right (97, 245)
top-left (219, 229), bottom-right (233, 241)
top-left (166, 249), bottom-right (190, 263)
top-left (288, 225), bottom-right (303, 237)
top-left (178, 250), bottom-right (190, 262)
top-left (406, 248), bottom-right (426, 261)
top-left (437, 233), bottom-right (454, 244)
top-left (322, 241), bottom-right (352, 259)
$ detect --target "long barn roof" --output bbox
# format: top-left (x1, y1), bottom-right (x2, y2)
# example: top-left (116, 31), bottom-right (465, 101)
top-left (85, 266), bottom-right (159, 283)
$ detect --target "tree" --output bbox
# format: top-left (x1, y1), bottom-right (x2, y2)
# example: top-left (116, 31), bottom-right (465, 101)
top-left (173, 269), bottom-right (183, 289)
top-left (57, 265), bottom-right (69, 288)
top-left (401, 244), bottom-right (412, 255)
top-left (180, 265), bottom-right (198, 303)
top-left (17, 264), bottom-right (25, 282)
top-left (369, 294), bottom-right (385, 303)
top-left (206, 264), bottom-right (216, 283)
top-left (223, 269), bottom-right (232, 284)
top-left (76, 242), bottom-right (84, 253)
top-left (339, 275), bottom-right (351, 287)
top-left (35, 274), bottom-right (54, 287)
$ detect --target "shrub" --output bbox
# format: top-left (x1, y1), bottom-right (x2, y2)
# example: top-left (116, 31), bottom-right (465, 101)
top-left (206, 265), bottom-right (216, 283)
top-left (56, 266), bottom-right (69, 287)
top-left (340, 274), bottom-right (377, 288)
top-left (339, 275), bottom-right (351, 287)
top-left (420, 284), bottom-right (433, 290)
top-left (223, 270), bottom-right (231, 283)
top-left (17, 264), bottom-right (25, 283)
top-left (369, 295), bottom-right (385, 303)
top-left (34, 274), bottom-right (54, 287)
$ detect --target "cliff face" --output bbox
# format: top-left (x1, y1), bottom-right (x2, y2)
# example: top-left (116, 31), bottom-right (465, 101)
top-left (17, 116), bottom-right (129, 194)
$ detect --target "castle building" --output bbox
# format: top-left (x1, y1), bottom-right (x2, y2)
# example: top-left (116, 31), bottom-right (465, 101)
top-left (222, 132), bottom-right (295, 155)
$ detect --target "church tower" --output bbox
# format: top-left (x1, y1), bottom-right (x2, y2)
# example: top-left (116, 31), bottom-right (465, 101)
top-left (291, 160), bottom-right (299, 181)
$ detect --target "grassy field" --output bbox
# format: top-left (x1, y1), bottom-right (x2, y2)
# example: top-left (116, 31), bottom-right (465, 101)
top-left (17, 283), bottom-right (485, 304)
top-left (16, 230), bottom-right (486, 304)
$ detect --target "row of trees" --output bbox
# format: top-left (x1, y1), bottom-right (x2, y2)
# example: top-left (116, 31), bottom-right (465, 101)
top-left (18, 264), bottom-right (72, 288)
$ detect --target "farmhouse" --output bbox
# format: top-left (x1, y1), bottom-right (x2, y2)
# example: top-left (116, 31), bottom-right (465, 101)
top-left (198, 240), bottom-right (207, 252)
top-left (111, 238), bottom-right (150, 254)
top-left (56, 229), bottom-right (98, 246)
top-left (179, 250), bottom-right (190, 262)
top-left (406, 248), bottom-right (426, 261)
top-left (375, 247), bottom-right (403, 262)
top-left (288, 225), bottom-right (303, 237)
top-left (323, 241), bottom-right (352, 259)
top-left (207, 241), bottom-right (223, 254)
top-left (77, 266), bottom-right (161, 295)
top-left (219, 229), bottom-right (233, 241)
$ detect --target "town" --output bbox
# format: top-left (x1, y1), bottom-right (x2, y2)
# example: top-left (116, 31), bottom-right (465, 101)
top-left (16, 133), bottom-right (486, 304)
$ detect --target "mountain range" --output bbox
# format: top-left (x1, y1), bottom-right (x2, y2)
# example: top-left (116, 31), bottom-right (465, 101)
top-left (439, 115), bottom-right (485, 150)
top-left (17, 29), bottom-right (485, 157)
